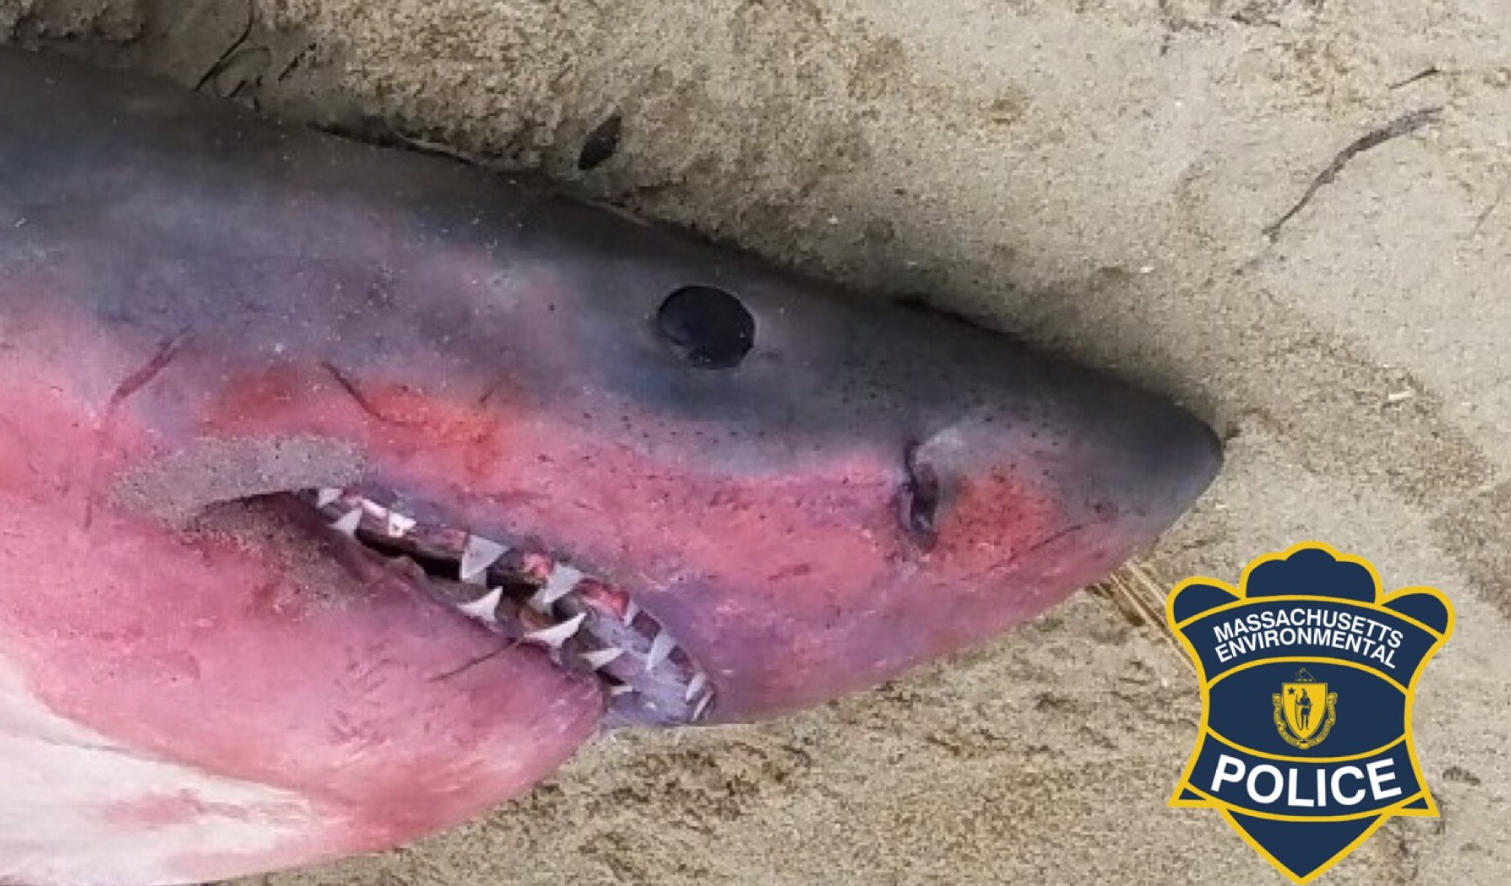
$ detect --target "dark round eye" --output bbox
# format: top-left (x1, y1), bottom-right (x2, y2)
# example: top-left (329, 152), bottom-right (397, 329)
top-left (655, 286), bottom-right (755, 369)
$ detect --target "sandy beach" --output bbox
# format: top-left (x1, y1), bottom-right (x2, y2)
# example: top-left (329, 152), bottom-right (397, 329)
top-left (4, 0), bottom-right (1508, 881)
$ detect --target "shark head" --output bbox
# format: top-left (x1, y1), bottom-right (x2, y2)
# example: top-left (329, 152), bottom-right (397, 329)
top-left (0, 48), bottom-right (1219, 886)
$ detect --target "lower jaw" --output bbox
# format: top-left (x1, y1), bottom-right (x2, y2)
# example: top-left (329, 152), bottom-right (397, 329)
top-left (291, 486), bottom-right (714, 728)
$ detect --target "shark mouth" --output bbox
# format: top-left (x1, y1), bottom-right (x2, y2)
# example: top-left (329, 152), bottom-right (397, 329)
top-left (294, 487), bottom-right (713, 728)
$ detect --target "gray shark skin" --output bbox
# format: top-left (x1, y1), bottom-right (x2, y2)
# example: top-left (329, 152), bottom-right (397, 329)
top-left (0, 48), bottom-right (1219, 886)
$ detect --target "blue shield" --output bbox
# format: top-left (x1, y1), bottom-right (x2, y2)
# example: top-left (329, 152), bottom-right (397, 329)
top-left (1167, 543), bottom-right (1453, 883)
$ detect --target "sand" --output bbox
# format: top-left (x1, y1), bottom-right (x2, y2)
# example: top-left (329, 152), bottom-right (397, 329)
top-left (4, 0), bottom-right (1509, 882)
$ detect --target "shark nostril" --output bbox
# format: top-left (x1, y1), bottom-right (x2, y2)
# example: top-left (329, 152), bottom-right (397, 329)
top-left (901, 444), bottom-right (941, 550)
top-left (655, 285), bottom-right (755, 369)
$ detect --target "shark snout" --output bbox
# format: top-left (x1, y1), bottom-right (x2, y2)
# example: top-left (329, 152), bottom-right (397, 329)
top-left (656, 349), bottom-right (1223, 723)
top-left (902, 360), bottom-right (1221, 555)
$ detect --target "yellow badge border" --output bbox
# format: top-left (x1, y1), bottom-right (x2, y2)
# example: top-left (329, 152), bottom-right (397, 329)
top-left (1164, 541), bottom-right (1455, 884)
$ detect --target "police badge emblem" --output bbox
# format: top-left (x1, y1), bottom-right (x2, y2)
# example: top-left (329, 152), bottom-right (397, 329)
top-left (1275, 668), bottom-right (1335, 749)
top-left (1166, 542), bottom-right (1453, 883)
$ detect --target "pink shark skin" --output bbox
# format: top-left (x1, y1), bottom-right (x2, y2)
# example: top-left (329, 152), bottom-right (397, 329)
top-left (0, 49), bottom-right (1221, 886)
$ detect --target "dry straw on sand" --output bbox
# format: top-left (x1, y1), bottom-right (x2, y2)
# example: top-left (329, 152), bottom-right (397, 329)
top-left (1088, 559), bottom-right (1189, 667)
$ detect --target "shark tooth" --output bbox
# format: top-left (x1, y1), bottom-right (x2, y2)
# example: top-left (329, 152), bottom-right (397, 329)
top-left (523, 613), bottom-right (586, 650)
top-left (460, 535), bottom-right (507, 584)
top-left (684, 672), bottom-right (707, 702)
top-left (645, 631), bottom-right (676, 671)
top-left (330, 508), bottom-right (362, 536)
top-left (581, 647), bottom-right (626, 670)
top-left (455, 587), bottom-right (504, 625)
top-left (542, 564), bottom-right (584, 605)
top-left (385, 511), bottom-right (417, 538)
top-left (316, 487), bottom-right (342, 508)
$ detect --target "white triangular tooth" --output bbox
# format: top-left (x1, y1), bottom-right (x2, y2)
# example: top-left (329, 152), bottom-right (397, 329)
top-left (541, 564), bottom-right (584, 605)
top-left (608, 684), bottom-right (634, 697)
top-left (685, 672), bottom-right (707, 702)
top-left (455, 587), bottom-right (504, 625)
top-left (623, 600), bottom-right (640, 623)
top-left (524, 612), bottom-right (586, 649)
top-left (645, 631), bottom-right (676, 671)
top-left (386, 511), bottom-right (417, 538)
top-left (316, 487), bottom-right (342, 508)
top-left (460, 535), bottom-right (507, 583)
top-left (582, 647), bottom-right (626, 670)
top-left (330, 508), bottom-right (362, 536)
top-left (692, 692), bottom-right (713, 721)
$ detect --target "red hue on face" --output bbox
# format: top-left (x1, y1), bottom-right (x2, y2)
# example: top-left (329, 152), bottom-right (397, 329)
top-left (0, 46), bottom-right (1220, 886)
top-left (0, 305), bottom-right (602, 885)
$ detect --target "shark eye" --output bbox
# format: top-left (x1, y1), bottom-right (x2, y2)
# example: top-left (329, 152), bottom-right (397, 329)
top-left (656, 286), bottom-right (755, 369)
